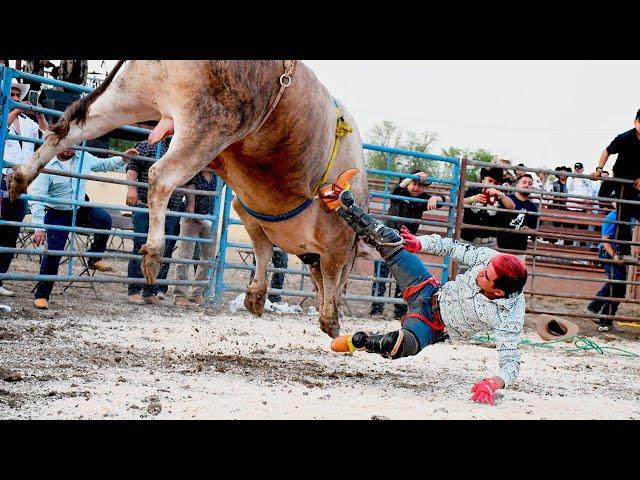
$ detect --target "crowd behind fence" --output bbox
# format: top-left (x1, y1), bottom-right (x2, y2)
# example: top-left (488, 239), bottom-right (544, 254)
top-left (2, 65), bottom-right (639, 327)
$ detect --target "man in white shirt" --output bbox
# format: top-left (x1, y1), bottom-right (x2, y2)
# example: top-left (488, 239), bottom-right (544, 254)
top-left (318, 177), bottom-right (527, 406)
top-left (566, 162), bottom-right (598, 246)
top-left (28, 146), bottom-right (136, 309)
top-left (0, 81), bottom-right (48, 297)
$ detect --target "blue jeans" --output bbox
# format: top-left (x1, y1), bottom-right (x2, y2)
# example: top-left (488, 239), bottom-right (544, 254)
top-left (370, 259), bottom-right (406, 317)
top-left (588, 246), bottom-right (627, 316)
top-left (0, 177), bottom-right (29, 287)
top-left (127, 204), bottom-right (180, 297)
top-left (34, 206), bottom-right (112, 300)
top-left (385, 249), bottom-right (439, 350)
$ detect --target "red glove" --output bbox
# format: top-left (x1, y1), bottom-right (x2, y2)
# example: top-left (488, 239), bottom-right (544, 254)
top-left (470, 378), bottom-right (502, 406)
top-left (400, 225), bottom-right (421, 253)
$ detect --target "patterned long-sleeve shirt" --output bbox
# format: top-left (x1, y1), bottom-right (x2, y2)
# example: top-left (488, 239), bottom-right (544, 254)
top-left (418, 234), bottom-right (525, 387)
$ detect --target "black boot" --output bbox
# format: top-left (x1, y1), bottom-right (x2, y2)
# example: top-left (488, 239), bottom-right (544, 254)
top-left (351, 329), bottom-right (419, 359)
top-left (337, 191), bottom-right (403, 259)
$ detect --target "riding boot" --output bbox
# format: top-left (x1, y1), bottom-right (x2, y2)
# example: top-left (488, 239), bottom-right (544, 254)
top-left (337, 190), bottom-right (403, 259)
top-left (351, 329), bottom-right (419, 359)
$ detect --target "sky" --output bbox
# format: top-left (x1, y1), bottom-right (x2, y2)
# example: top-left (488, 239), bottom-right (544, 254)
top-left (85, 60), bottom-right (639, 172)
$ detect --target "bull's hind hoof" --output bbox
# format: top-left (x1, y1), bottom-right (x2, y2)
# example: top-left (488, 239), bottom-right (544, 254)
top-left (8, 168), bottom-right (30, 203)
top-left (320, 320), bottom-right (340, 339)
top-left (139, 244), bottom-right (162, 285)
top-left (244, 289), bottom-right (266, 316)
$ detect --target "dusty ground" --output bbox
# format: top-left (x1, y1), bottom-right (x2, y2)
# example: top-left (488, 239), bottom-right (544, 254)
top-left (1, 255), bottom-right (640, 420)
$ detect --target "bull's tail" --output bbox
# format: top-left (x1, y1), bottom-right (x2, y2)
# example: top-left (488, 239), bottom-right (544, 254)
top-left (49, 60), bottom-right (126, 139)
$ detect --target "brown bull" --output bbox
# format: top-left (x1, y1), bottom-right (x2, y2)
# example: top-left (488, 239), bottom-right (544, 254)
top-left (8, 60), bottom-right (368, 337)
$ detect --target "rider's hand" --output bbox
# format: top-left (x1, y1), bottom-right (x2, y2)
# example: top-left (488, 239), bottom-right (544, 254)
top-left (400, 225), bottom-right (421, 253)
top-left (470, 377), bottom-right (503, 406)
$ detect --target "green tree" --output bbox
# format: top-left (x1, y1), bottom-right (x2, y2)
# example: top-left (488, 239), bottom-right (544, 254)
top-left (109, 138), bottom-right (135, 154)
top-left (364, 120), bottom-right (439, 180)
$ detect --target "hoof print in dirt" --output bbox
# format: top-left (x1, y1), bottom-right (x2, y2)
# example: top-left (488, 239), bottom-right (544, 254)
top-left (0, 367), bottom-right (23, 382)
top-left (371, 415), bottom-right (390, 420)
top-left (146, 395), bottom-right (162, 415)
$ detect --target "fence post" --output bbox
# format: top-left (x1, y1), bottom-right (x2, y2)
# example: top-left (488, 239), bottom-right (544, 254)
top-left (213, 184), bottom-right (233, 304)
top-left (0, 67), bottom-right (13, 175)
top-left (450, 156), bottom-right (468, 279)
top-left (204, 174), bottom-right (222, 305)
top-left (442, 158), bottom-right (460, 282)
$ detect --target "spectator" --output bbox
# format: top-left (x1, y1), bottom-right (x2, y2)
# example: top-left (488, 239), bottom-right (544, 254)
top-left (29, 147), bottom-right (135, 309)
top-left (591, 109), bottom-right (640, 259)
top-left (497, 158), bottom-right (516, 186)
top-left (173, 170), bottom-right (218, 306)
top-left (249, 248), bottom-right (289, 304)
top-left (532, 167), bottom-right (554, 205)
top-left (0, 81), bottom-right (48, 298)
top-left (126, 139), bottom-right (184, 305)
top-left (587, 200), bottom-right (635, 332)
top-left (370, 170), bottom-right (447, 320)
top-left (566, 162), bottom-right (594, 246)
top-left (497, 174), bottom-right (538, 260)
top-left (461, 166), bottom-right (515, 248)
top-left (57, 60), bottom-right (88, 87)
top-left (597, 171), bottom-right (615, 210)
top-left (549, 166), bottom-right (572, 245)
top-left (21, 60), bottom-right (55, 93)
top-left (514, 163), bottom-right (526, 180)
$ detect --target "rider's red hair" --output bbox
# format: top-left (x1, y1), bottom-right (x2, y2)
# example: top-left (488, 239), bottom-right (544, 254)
top-left (491, 254), bottom-right (527, 296)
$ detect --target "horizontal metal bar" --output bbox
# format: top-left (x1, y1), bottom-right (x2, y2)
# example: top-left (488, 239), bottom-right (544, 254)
top-left (370, 191), bottom-right (453, 207)
top-left (1, 191), bottom-right (216, 222)
top-left (2, 157), bottom-right (220, 197)
top-left (525, 308), bottom-right (640, 324)
top-left (0, 272), bottom-right (208, 286)
top-left (366, 168), bottom-right (455, 185)
top-left (222, 284), bottom-right (406, 304)
top-left (465, 159), bottom-right (636, 185)
top-left (525, 289), bottom-right (640, 305)
top-left (0, 220), bottom-right (215, 244)
top-left (464, 180), bottom-right (640, 207)
top-left (529, 271), bottom-right (640, 286)
top-left (363, 143), bottom-right (459, 165)
top-left (0, 246), bottom-right (213, 267)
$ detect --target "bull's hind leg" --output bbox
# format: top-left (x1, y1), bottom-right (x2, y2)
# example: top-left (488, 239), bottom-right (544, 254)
top-left (140, 137), bottom-right (212, 285)
top-left (9, 80), bottom-right (158, 202)
top-left (232, 205), bottom-right (275, 316)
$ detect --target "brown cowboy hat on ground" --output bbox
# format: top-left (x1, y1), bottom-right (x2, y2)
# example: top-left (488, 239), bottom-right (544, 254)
top-left (534, 314), bottom-right (579, 342)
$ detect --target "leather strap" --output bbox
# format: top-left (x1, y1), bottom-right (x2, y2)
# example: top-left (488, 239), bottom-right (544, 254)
top-left (253, 60), bottom-right (298, 133)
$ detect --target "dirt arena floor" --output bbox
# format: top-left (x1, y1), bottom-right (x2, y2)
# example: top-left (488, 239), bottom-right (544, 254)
top-left (1, 254), bottom-right (640, 420)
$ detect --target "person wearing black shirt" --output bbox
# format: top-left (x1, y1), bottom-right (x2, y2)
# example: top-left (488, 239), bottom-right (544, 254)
top-left (591, 109), bottom-right (640, 257)
top-left (497, 174), bottom-right (538, 258)
top-left (461, 166), bottom-right (515, 246)
top-left (370, 170), bottom-right (446, 319)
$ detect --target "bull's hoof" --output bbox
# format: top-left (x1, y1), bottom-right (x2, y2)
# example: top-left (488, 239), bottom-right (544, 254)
top-left (320, 319), bottom-right (340, 339)
top-left (244, 288), bottom-right (266, 316)
top-left (139, 244), bottom-right (162, 285)
top-left (8, 167), bottom-right (30, 203)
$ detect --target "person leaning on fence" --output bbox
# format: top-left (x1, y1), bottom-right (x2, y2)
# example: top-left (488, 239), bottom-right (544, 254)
top-left (317, 173), bottom-right (527, 406)
top-left (587, 199), bottom-right (636, 332)
top-left (0, 81), bottom-right (49, 298)
top-left (461, 166), bottom-right (515, 248)
top-left (28, 147), bottom-right (136, 310)
top-left (591, 108), bottom-right (640, 260)
top-left (548, 166), bottom-right (572, 245)
top-left (497, 174), bottom-right (538, 261)
top-left (370, 170), bottom-right (447, 320)
top-left (566, 162), bottom-right (595, 247)
top-left (173, 169), bottom-right (218, 306)
top-left (125, 139), bottom-right (184, 305)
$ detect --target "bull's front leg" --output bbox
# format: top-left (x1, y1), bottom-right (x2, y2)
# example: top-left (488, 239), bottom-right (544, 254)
top-left (233, 199), bottom-right (274, 316)
top-left (318, 250), bottom-right (349, 338)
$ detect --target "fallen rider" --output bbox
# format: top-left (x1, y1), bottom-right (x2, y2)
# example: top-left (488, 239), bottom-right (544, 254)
top-left (318, 172), bottom-right (528, 405)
